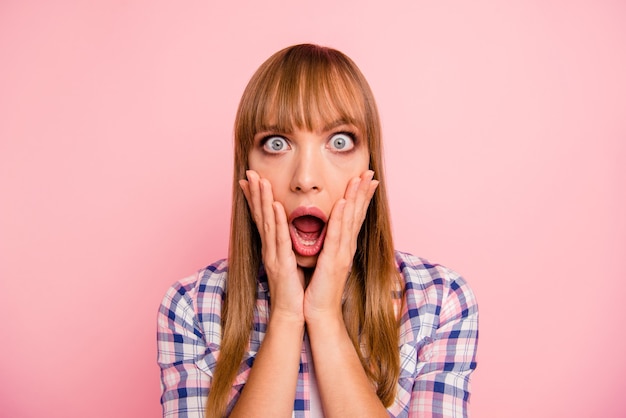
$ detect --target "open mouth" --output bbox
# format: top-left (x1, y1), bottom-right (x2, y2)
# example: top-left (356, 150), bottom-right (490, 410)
top-left (289, 209), bottom-right (327, 257)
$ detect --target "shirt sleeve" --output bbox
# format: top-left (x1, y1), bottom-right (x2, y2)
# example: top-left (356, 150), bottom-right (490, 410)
top-left (157, 276), bottom-right (210, 418)
top-left (409, 275), bottom-right (479, 417)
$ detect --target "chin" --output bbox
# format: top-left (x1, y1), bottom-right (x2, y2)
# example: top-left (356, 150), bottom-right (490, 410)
top-left (295, 254), bottom-right (318, 269)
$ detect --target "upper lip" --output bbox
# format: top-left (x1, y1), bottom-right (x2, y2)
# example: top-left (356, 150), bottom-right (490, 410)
top-left (288, 206), bottom-right (328, 224)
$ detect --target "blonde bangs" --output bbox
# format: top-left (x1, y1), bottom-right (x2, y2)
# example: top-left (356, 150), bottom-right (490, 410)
top-left (261, 65), bottom-right (367, 135)
top-left (236, 45), bottom-right (374, 156)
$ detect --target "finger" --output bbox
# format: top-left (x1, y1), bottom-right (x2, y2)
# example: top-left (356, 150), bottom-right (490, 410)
top-left (259, 178), bottom-right (277, 260)
top-left (344, 171), bottom-right (373, 220)
top-left (246, 170), bottom-right (265, 235)
top-left (239, 179), bottom-right (251, 205)
top-left (324, 198), bottom-right (347, 255)
top-left (338, 171), bottom-right (376, 253)
top-left (273, 201), bottom-right (293, 261)
top-left (367, 180), bottom-right (379, 203)
top-left (354, 171), bottom-right (377, 225)
top-left (316, 198), bottom-right (353, 289)
top-left (339, 197), bottom-right (359, 257)
top-left (342, 185), bottom-right (358, 240)
top-left (346, 173), bottom-right (371, 237)
top-left (353, 170), bottom-right (374, 210)
top-left (341, 175), bottom-right (362, 231)
top-left (343, 175), bottom-right (362, 200)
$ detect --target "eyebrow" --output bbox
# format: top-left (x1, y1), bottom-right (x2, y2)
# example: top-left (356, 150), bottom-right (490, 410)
top-left (322, 119), bottom-right (355, 132)
top-left (257, 125), bottom-right (291, 134)
top-left (257, 119), bottom-right (356, 135)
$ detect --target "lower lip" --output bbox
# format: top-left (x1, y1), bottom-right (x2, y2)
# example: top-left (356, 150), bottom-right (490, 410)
top-left (289, 224), bottom-right (327, 257)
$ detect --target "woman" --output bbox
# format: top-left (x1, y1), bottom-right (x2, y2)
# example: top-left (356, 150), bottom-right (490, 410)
top-left (157, 44), bottom-right (478, 417)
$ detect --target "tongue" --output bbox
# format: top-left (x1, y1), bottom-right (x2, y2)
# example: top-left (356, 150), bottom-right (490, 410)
top-left (292, 215), bottom-right (324, 233)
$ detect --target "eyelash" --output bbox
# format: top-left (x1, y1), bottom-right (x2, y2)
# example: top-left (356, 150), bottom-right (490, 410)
top-left (258, 130), bottom-right (359, 154)
top-left (260, 135), bottom-right (290, 154)
top-left (328, 131), bottom-right (357, 153)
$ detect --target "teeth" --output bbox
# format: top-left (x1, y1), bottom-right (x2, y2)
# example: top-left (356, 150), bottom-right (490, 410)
top-left (295, 229), bottom-right (318, 246)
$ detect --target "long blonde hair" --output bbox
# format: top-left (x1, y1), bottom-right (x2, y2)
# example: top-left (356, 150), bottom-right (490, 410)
top-left (206, 44), bottom-right (401, 417)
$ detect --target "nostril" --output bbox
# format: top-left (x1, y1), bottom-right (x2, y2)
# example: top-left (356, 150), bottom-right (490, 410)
top-left (291, 178), bottom-right (321, 192)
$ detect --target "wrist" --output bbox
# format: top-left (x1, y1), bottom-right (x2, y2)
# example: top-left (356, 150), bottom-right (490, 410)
top-left (269, 309), bottom-right (306, 328)
top-left (305, 310), bottom-right (345, 334)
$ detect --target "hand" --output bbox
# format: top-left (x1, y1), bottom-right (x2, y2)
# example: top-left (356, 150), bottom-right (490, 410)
top-left (239, 170), bottom-right (305, 321)
top-left (303, 170), bottom-right (379, 323)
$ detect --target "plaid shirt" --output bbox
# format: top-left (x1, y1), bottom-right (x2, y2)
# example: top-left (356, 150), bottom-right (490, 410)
top-left (157, 251), bottom-right (478, 417)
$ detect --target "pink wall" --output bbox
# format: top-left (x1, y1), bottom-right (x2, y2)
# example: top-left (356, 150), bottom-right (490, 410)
top-left (1, 1), bottom-right (624, 416)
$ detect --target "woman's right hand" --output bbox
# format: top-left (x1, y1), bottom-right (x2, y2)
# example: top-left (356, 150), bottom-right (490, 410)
top-left (230, 170), bottom-right (305, 418)
top-left (239, 170), bottom-right (305, 322)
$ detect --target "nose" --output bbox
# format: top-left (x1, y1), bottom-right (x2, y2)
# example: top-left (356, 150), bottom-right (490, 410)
top-left (290, 147), bottom-right (323, 193)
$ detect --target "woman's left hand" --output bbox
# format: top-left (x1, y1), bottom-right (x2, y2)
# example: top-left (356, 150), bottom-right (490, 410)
top-left (303, 170), bottom-right (379, 324)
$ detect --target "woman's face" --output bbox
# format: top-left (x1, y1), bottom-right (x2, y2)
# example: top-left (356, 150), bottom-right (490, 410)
top-left (248, 121), bottom-right (370, 268)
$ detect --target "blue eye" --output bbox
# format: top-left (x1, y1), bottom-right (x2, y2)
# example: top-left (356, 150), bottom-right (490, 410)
top-left (329, 133), bottom-right (355, 151)
top-left (263, 136), bottom-right (289, 153)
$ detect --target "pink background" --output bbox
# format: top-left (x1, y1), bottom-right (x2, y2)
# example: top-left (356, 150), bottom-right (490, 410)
top-left (1, 1), bottom-right (625, 417)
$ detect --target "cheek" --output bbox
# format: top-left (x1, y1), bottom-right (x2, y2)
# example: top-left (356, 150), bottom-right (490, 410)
top-left (329, 173), bottom-right (356, 200)
top-left (261, 172), bottom-right (290, 200)
top-left (333, 156), bottom-right (369, 192)
top-left (248, 157), bottom-right (285, 189)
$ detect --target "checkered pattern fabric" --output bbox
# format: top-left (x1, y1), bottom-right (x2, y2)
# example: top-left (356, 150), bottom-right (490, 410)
top-left (157, 251), bottom-right (478, 417)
